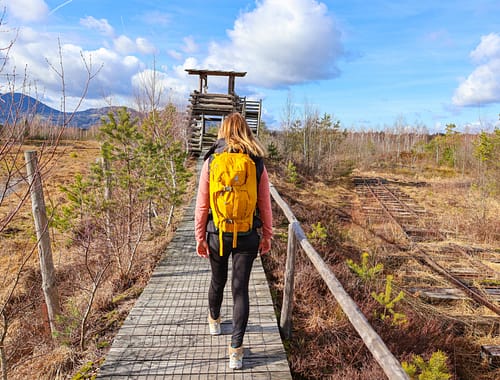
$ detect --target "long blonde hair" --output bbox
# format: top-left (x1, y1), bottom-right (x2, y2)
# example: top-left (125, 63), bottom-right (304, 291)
top-left (218, 112), bottom-right (267, 157)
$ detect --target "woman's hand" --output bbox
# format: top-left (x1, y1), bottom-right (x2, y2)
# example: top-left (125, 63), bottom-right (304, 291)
top-left (258, 237), bottom-right (271, 255)
top-left (196, 240), bottom-right (210, 258)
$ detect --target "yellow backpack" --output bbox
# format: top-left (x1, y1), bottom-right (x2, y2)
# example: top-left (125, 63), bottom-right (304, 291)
top-left (209, 151), bottom-right (258, 255)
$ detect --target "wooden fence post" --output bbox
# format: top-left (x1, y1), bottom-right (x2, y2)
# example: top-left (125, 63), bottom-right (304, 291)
top-left (280, 221), bottom-right (297, 340)
top-left (25, 150), bottom-right (61, 335)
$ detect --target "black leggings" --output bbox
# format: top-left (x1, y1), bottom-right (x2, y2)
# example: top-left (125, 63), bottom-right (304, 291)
top-left (207, 230), bottom-right (259, 348)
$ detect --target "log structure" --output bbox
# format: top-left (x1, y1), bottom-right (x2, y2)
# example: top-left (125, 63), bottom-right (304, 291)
top-left (185, 69), bottom-right (262, 156)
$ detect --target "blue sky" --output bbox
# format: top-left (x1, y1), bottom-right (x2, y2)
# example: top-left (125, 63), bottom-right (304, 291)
top-left (2, 0), bottom-right (500, 132)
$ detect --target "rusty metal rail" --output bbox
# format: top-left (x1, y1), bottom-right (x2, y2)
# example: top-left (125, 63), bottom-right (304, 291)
top-left (354, 177), bottom-right (500, 316)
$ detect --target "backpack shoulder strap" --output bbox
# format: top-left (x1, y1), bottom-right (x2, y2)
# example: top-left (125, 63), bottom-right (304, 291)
top-left (203, 138), bottom-right (226, 161)
top-left (251, 155), bottom-right (264, 184)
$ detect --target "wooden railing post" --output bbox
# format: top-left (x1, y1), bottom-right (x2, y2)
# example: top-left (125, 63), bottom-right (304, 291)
top-left (280, 221), bottom-right (298, 339)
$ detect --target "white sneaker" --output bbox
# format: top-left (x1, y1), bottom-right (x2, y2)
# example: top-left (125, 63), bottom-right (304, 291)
top-left (228, 345), bottom-right (244, 370)
top-left (207, 314), bottom-right (221, 335)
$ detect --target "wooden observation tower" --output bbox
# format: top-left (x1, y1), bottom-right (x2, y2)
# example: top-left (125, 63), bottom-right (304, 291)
top-left (185, 69), bottom-right (262, 156)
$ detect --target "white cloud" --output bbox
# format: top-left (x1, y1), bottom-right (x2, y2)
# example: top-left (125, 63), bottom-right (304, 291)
top-left (132, 68), bottom-right (190, 100)
top-left (7, 0), bottom-right (49, 22)
top-left (453, 33), bottom-right (500, 106)
top-left (0, 26), bottom-right (144, 105)
top-left (202, 0), bottom-right (344, 88)
top-left (182, 36), bottom-right (198, 54)
top-left (168, 50), bottom-right (183, 60)
top-left (136, 38), bottom-right (157, 55)
top-left (88, 49), bottom-right (143, 97)
top-left (80, 16), bottom-right (115, 37)
top-left (113, 35), bottom-right (137, 54)
top-left (179, 57), bottom-right (200, 75)
top-left (166, 37), bottom-right (198, 62)
top-left (79, 18), bottom-right (155, 55)
top-left (113, 35), bottom-right (156, 55)
top-left (470, 33), bottom-right (500, 63)
top-left (141, 11), bottom-right (171, 26)
top-left (3, 0), bottom-right (345, 111)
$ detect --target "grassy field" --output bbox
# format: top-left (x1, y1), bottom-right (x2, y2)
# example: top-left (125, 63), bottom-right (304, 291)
top-left (1, 140), bottom-right (101, 283)
top-left (1, 140), bottom-right (499, 379)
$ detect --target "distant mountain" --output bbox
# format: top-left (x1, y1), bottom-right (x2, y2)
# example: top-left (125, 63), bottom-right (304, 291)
top-left (0, 93), bottom-right (136, 130)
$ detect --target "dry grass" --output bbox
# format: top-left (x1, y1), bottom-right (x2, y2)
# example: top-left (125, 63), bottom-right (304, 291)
top-left (263, 160), bottom-right (500, 380)
top-left (406, 176), bottom-right (500, 245)
top-left (1, 141), bottom-right (100, 378)
top-left (1, 141), bottom-right (101, 289)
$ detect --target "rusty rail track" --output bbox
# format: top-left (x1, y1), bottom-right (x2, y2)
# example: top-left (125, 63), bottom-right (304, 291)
top-left (353, 177), bottom-right (500, 316)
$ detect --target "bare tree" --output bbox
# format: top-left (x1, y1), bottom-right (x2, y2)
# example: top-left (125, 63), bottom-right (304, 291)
top-left (133, 56), bottom-right (165, 115)
top-left (0, 17), bottom-right (100, 375)
top-left (0, 12), bottom-right (44, 379)
top-left (46, 38), bottom-right (102, 128)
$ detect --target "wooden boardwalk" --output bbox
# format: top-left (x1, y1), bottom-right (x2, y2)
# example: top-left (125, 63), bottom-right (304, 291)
top-left (97, 192), bottom-right (292, 378)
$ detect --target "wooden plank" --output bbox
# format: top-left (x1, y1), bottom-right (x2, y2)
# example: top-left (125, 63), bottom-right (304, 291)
top-left (191, 97), bottom-right (237, 104)
top-left (410, 287), bottom-right (500, 301)
top-left (193, 92), bottom-right (236, 97)
top-left (481, 345), bottom-right (500, 367)
top-left (191, 105), bottom-right (237, 112)
top-left (185, 69), bottom-right (247, 77)
top-left (409, 287), bottom-right (468, 300)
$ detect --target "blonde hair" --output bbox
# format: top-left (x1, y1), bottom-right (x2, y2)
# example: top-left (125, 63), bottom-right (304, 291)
top-left (218, 112), bottom-right (267, 157)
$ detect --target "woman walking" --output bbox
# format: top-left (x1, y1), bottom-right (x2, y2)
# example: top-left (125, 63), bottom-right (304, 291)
top-left (194, 112), bottom-right (273, 370)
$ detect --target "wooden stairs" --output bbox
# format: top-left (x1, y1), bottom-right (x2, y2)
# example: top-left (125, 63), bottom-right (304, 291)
top-left (184, 69), bottom-right (262, 156)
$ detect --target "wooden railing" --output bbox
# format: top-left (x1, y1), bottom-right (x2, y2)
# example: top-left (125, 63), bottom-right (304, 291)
top-left (269, 184), bottom-right (410, 380)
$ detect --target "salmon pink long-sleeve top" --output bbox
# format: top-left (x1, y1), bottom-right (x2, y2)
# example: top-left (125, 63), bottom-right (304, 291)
top-left (194, 158), bottom-right (273, 243)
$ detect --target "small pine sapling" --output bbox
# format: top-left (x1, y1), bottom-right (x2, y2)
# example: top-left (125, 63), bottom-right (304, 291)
top-left (307, 222), bottom-right (327, 243)
top-left (286, 160), bottom-right (298, 184)
top-left (267, 141), bottom-right (280, 160)
top-left (346, 252), bottom-right (384, 282)
top-left (371, 275), bottom-right (407, 325)
top-left (402, 350), bottom-right (451, 380)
